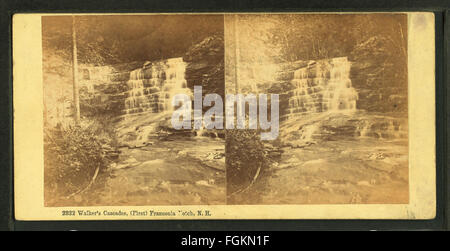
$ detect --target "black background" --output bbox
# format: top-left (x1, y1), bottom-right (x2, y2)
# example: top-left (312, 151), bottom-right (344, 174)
top-left (0, 0), bottom-right (449, 233)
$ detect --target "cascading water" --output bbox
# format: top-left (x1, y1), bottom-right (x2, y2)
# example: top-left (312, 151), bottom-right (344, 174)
top-left (280, 56), bottom-right (407, 142)
top-left (161, 58), bottom-right (192, 112)
top-left (124, 57), bottom-right (192, 116)
top-left (283, 57), bottom-right (358, 121)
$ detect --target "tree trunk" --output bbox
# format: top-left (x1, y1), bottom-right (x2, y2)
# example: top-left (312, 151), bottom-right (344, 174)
top-left (234, 14), bottom-right (240, 94)
top-left (72, 15), bottom-right (81, 123)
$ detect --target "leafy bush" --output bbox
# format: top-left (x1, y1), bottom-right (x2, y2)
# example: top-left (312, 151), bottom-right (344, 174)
top-left (226, 129), bottom-right (268, 195)
top-left (44, 119), bottom-right (117, 202)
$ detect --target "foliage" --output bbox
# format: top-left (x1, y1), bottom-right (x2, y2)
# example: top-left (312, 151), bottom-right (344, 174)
top-left (42, 15), bottom-right (224, 66)
top-left (267, 14), bottom-right (407, 62)
top-left (226, 129), bottom-right (269, 194)
top-left (44, 119), bottom-right (117, 200)
top-left (234, 14), bottom-right (408, 114)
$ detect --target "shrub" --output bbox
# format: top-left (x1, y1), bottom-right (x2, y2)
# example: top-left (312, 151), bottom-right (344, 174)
top-left (226, 129), bottom-right (268, 195)
top-left (44, 119), bottom-right (117, 202)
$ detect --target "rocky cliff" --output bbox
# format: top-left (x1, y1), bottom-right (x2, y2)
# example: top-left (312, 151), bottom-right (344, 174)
top-left (349, 37), bottom-right (408, 114)
top-left (78, 35), bottom-right (225, 147)
top-left (269, 55), bottom-right (408, 147)
top-left (183, 35), bottom-right (224, 99)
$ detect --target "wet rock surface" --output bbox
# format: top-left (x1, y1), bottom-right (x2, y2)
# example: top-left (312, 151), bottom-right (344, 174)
top-left (87, 138), bottom-right (225, 206)
top-left (260, 138), bottom-right (408, 204)
top-left (230, 135), bottom-right (408, 205)
top-left (248, 109), bottom-right (409, 205)
top-left (281, 111), bottom-right (408, 147)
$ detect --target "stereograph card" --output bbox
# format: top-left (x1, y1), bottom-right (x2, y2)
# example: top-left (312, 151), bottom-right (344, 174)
top-left (13, 12), bottom-right (436, 220)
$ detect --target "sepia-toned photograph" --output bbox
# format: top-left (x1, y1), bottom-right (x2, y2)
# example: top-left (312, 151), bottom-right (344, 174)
top-left (12, 12), bottom-right (436, 220)
top-left (42, 15), bottom-right (226, 206)
top-left (225, 14), bottom-right (409, 205)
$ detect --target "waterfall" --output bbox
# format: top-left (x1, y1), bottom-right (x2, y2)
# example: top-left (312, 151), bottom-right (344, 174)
top-left (279, 57), bottom-right (408, 142)
top-left (161, 58), bottom-right (191, 112)
top-left (124, 57), bottom-right (192, 116)
top-left (283, 57), bottom-right (358, 121)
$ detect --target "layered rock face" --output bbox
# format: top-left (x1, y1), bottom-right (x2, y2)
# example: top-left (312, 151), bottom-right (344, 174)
top-left (79, 36), bottom-right (225, 147)
top-left (125, 57), bottom-right (192, 115)
top-left (183, 35), bottom-right (224, 99)
top-left (277, 56), bottom-right (407, 145)
top-left (80, 35), bottom-right (224, 121)
top-left (282, 57), bottom-right (358, 121)
top-left (349, 37), bottom-right (408, 113)
top-left (282, 113), bottom-right (408, 146)
top-left (80, 58), bottom-right (192, 119)
top-left (80, 59), bottom-right (194, 148)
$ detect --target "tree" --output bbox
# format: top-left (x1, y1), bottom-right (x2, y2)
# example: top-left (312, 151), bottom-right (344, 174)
top-left (72, 16), bottom-right (80, 123)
